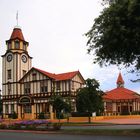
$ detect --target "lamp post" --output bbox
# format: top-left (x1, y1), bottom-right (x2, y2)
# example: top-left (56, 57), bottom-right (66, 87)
top-left (0, 89), bottom-right (1, 99)
top-left (0, 89), bottom-right (2, 119)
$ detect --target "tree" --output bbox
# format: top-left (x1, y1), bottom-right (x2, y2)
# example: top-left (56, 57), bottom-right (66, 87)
top-left (50, 95), bottom-right (71, 122)
top-left (76, 78), bottom-right (104, 123)
top-left (0, 95), bottom-right (2, 115)
top-left (86, 0), bottom-right (140, 72)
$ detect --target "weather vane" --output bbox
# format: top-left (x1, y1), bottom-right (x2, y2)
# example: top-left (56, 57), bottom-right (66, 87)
top-left (16, 11), bottom-right (19, 26)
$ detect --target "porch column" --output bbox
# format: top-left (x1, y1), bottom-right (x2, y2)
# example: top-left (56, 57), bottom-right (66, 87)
top-left (18, 106), bottom-right (21, 120)
top-left (31, 105), bottom-right (35, 119)
top-left (133, 100), bottom-right (136, 112)
top-left (49, 105), bottom-right (54, 120)
top-left (3, 104), bottom-right (5, 118)
top-left (120, 102), bottom-right (122, 114)
top-left (128, 102), bottom-right (130, 114)
top-left (103, 102), bottom-right (106, 116)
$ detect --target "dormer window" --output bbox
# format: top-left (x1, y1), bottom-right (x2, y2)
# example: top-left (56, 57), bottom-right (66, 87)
top-left (15, 41), bottom-right (19, 49)
top-left (7, 43), bottom-right (12, 50)
top-left (23, 43), bottom-right (26, 51)
top-left (32, 73), bottom-right (37, 81)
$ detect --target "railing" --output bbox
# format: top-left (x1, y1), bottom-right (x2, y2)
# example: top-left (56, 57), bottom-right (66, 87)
top-left (2, 91), bottom-right (77, 100)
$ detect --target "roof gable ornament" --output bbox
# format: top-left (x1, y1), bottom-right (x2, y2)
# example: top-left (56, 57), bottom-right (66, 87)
top-left (14, 11), bottom-right (21, 29)
top-left (116, 72), bottom-right (124, 88)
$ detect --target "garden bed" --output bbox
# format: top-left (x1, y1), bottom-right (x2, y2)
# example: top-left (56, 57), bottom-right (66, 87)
top-left (0, 120), bottom-right (62, 131)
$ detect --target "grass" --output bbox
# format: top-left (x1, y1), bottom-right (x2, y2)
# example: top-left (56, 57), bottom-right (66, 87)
top-left (60, 128), bottom-right (140, 136)
top-left (61, 122), bottom-right (114, 126)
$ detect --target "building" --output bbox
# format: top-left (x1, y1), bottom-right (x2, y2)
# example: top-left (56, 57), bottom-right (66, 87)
top-left (103, 73), bottom-right (140, 116)
top-left (1, 26), bottom-right (85, 119)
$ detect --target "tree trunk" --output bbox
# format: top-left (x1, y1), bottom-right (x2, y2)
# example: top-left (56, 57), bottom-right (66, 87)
top-left (88, 112), bottom-right (91, 123)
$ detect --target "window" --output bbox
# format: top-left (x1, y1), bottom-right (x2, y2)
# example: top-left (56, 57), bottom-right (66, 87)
top-left (130, 106), bottom-right (132, 112)
top-left (24, 105), bottom-right (31, 113)
top-left (8, 83), bottom-right (11, 94)
top-left (23, 43), bottom-right (26, 50)
top-left (32, 73), bottom-right (37, 81)
top-left (5, 104), bottom-right (9, 114)
top-left (65, 81), bottom-right (67, 91)
top-left (56, 82), bottom-right (60, 90)
top-left (7, 70), bottom-right (11, 79)
top-left (23, 70), bottom-right (26, 76)
top-left (11, 104), bottom-right (14, 113)
top-left (72, 81), bottom-right (74, 90)
top-left (8, 43), bottom-right (12, 50)
top-left (24, 83), bottom-right (30, 94)
top-left (40, 81), bottom-right (48, 93)
top-left (15, 41), bottom-right (19, 49)
top-left (117, 106), bottom-right (120, 112)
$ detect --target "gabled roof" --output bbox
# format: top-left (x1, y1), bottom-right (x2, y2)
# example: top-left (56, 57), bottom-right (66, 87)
top-left (33, 67), bottom-right (56, 79)
top-left (20, 67), bottom-right (85, 82)
top-left (34, 67), bottom-right (84, 81)
top-left (55, 71), bottom-right (79, 80)
top-left (117, 72), bottom-right (124, 84)
top-left (103, 87), bottom-right (139, 100)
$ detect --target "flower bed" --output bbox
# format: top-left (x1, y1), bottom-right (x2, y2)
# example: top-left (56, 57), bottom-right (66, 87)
top-left (0, 119), bottom-right (3, 124)
top-left (0, 120), bottom-right (62, 131)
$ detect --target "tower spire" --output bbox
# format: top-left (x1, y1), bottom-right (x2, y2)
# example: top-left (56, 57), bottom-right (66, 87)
top-left (116, 72), bottom-right (124, 88)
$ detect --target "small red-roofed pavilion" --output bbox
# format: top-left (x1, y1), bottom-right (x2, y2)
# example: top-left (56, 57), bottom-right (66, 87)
top-left (103, 73), bottom-right (140, 116)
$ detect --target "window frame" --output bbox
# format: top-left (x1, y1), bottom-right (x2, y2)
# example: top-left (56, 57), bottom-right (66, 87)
top-left (24, 82), bottom-right (30, 95)
top-left (7, 69), bottom-right (12, 79)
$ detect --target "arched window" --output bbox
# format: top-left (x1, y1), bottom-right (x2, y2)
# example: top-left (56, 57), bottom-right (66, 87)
top-left (15, 41), bottom-right (19, 49)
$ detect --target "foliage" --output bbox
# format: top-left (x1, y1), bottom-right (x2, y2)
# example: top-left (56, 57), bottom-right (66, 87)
top-left (38, 112), bottom-right (45, 119)
top-left (50, 95), bottom-right (71, 120)
top-left (76, 79), bottom-right (104, 118)
top-left (0, 120), bottom-right (62, 131)
top-left (86, 0), bottom-right (140, 72)
top-left (71, 112), bottom-right (92, 117)
top-left (0, 96), bottom-right (2, 114)
top-left (11, 111), bottom-right (18, 119)
top-left (52, 123), bottom-right (62, 130)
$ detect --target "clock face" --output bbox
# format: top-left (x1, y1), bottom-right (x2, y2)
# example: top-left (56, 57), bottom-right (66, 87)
top-left (7, 54), bottom-right (12, 62)
top-left (22, 55), bottom-right (27, 63)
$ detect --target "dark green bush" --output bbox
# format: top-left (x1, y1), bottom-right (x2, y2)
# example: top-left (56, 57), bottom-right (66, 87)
top-left (0, 124), bottom-right (7, 129)
top-left (38, 112), bottom-right (45, 119)
top-left (11, 112), bottom-right (18, 119)
top-left (71, 112), bottom-right (92, 117)
top-left (121, 111), bottom-right (130, 115)
top-left (52, 123), bottom-right (62, 130)
top-left (56, 112), bottom-right (64, 119)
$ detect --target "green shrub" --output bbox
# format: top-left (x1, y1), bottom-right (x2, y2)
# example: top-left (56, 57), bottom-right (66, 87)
top-left (121, 111), bottom-right (130, 115)
top-left (11, 112), bottom-right (18, 119)
top-left (56, 112), bottom-right (64, 119)
top-left (0, 124), bottom-right (7, 129)
top-left (71, 112), bottom-right (92, 117)
top-left (52, 123), bottom-right (62, 130)
top-left (38, 112), bottom-right (45, 119)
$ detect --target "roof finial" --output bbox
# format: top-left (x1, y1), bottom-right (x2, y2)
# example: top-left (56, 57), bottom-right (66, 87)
top-left (14, 11), bottom-right (21, 29)
top-left (16, 11), bottom-right (19, 26)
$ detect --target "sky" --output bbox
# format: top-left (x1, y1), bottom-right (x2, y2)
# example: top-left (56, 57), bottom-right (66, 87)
top-left (0, 0), bottom-right (140, 93)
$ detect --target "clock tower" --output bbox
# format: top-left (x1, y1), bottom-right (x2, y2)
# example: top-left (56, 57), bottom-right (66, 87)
top-left (2, 26), bottom-right (32, 117)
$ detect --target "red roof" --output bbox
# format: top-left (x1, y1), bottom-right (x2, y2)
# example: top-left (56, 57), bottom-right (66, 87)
top-left (117, 73), bottom-right (124, 84)
top-left (55, 71), bottom-right (79, 80)
top-left (33, 67), bottom-right (80, 81)
top-left (103, 87), bottom-right (139, 100)
top-left (34, 67), bottom-right (56, 79)
top-left (10, 27), bottom-right (25, 41)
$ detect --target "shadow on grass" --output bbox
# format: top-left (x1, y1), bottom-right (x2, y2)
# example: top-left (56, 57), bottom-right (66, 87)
top-left (61, 129), bottom-right (140, 136)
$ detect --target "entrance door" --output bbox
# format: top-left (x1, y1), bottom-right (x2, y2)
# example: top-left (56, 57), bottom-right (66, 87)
top-left (23, 104), bottom-right (32, 119)
top-left (121, 106), bottom-right (129, 115)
